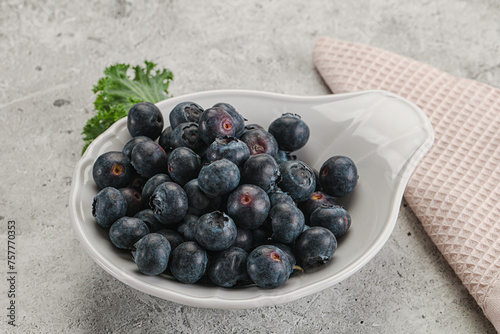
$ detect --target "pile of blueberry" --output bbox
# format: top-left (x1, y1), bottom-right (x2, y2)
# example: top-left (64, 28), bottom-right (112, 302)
top-left (91, 101), bottom-right (358, 289)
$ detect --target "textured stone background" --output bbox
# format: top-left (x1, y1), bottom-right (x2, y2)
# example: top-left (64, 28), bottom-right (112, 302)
top-left (1, 0), bottom-right (499, 333)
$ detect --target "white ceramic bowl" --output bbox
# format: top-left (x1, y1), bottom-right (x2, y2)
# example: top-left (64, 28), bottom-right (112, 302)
top-left (69, 89), bottom-right (433, 309)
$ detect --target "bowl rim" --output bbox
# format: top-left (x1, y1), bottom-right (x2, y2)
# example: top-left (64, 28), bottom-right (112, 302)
top-left (69, 89), bottom-right (434, 309)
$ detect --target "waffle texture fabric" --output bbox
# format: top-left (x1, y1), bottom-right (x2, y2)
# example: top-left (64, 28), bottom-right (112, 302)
top-left (313, 36), bottom-right (500, 331)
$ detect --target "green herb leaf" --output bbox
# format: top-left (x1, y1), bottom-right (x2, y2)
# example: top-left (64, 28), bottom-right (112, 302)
top-left (81, 61), bottom-right (173, 154)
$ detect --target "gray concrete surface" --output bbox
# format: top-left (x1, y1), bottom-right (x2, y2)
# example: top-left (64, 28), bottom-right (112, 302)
top-left (1, 0), bottom-right (499, 333)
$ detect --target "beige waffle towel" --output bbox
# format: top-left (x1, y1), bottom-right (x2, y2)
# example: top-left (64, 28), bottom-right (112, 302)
top-left (313, 37), bottom-right (500, 331)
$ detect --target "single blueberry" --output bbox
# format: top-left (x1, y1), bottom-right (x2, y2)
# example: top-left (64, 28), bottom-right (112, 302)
top-left (92, 151), bottom-right (134, 189)
top-left (268, 189), bottom-right (295, 207)
top-left (242, 154), bottom-right (280, 193)
top-left (198, 159), bottom-right (240, 198)
top-left (294, 226), bottom-right (337, 269)
top-left (131, 141), bottom-right (168, 178)
top-left (240, 128), bottom-right (278, 157)
top-left (170, 241), bottom-right (208, 284)
top-left (195, 211), bottom-right (237, 252)
top-left (169, 122), bottom-right (207, 155)
top-left (227, 184), bottom-right (271, 230)
top-left (208, 247), bottom-right (249, 288)
top-left (109, 217), bottom-right (150, 249)
top-left (127, 102), bottom-right (164, 140)
top-left (169, 101), bottom-right (204, 130)
top-left (247, 245), bottom-right (291, 288)
top-left (167, 147), bottom-right (202, 187)
top-left (119, 187), bottom-right (144, 216)
top-left (278, 160), bottom-right (316, 203)
top-left (205, 136), bottom-right (250, 166)
top-left (198, 107), bottom-right (236, 145)
top-left (150, 182), bottom-right (188, 225)
top-left (132, 233), bottom-right (171, 276)
top-left (92, 187), bottom-right (128, 228)
top-left (268, 113), bottom-right (310, 152)
top-left (212, 102), bottom-right (246, 138)
top-left (319, 156), bottom-right (358, 197)
top-left (269, 202), bottom-right (305, 244)
top-left (310, 205), bottom-right (352, 239)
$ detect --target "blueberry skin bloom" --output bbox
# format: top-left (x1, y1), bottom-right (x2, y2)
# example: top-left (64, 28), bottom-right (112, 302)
top-left (268, 189), bottom-right (295, 207)
top-left (169, 101), bottom-right (204, 130)
top-left (208, 247), bottom-right (249, 288)
top-left (183, 179), bottom-right (221, 216)
top-left (294, 226), bottom-right (337, 269)
top-left (247, 245), bottom-right (291, 288)
top-left (269, 202), bottom-right (305, 244)
top-left (198, 107), bottom-right (236, 145)
top-left (278, 160), bottom-right (316, 203)
top-left (310, 205), bottom-right (352, 239)
top-left (131, 141), bottom-right (168, 178)
top-left (268, 113), bottom-right (310, 152)
top-left (227, 184), bottom-right (271, 230)
top-left (198, 159), bottom-right (241, 198)
top-left (170, 241), bottom-right (208, 284)
top-left (319, 156), bottom-right (358, 197)
top-left (212, 102), bottom-right (246, 138)
top-left (133, 233), bottom-right (171, 276)
top-left (177, 214), bottom-right (199, 241)
top-left (92, 151), bottom-right (134, 189)
top-left (170, 122), bottom-right (207, 155)
top-left (242, 154), bottom-right (280, 193)
top-left (195, 211), bottom-right (237, 252)
top-left (150, 182), bottom-right (189, 225)
top-left (109, 217), bottom-right (150, 249)
top-left (167, 147), bottom-right (201, 187)
top-left (127, 102), bottom-right (164, 140)
top-left (92, 187), bottom-right (128, 228)
top-left (205, 136), bottom-right (250, 166)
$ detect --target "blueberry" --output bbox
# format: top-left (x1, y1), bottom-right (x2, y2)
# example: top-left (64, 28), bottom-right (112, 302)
top-left (278, 160), bottom-right (316, 202)
top-left (150, 182), bottom-right (188, 225)
top-left (294, 226), bottom-right (337, 269)
top-left (127, 102), bottom-right (164, 140)
top-left (240, 128), bottom-right (278, 157)
top-left (122, 136), bottom-right (153, 159)
top-left (268, 189), bottom-right (295, 207)
top-left (269, 202), bottom-right (305, 244)
top-left (131, 141), bottom-right (168, 178)
top-left (134, 209), bottom-right (164, 233)
top-left (158, 126), bottom-right (174, 153)
top-left (119, 187), bottom-right (143, 216)
top-left (268, 113), bottom-right (310, 152)
top-left (319, 156), bottom-right (358, 197)
top-left (241, 123), bottom-right (264, 136)
top-left (227, 184), bottom-right (271, 230)
top-left (310, 205), bottom-right (351, 239)
top-left (177, 214), bottom-right (199, 241)
top-left (167, 147), bottom-right (202, 187)
top-left (156, 229), bottom-right (184, 252)
top-left (169, 101), bottom-right (204, 130)
top-left (241, 154), bottom-right (280, 193)
top-left (141, 173), bottom-right (172, 207)
top-left (170, 122), bottom-right (207, 155)
top-left (247, 245), bottom-right (291, 288)
top-left (109, 217), bottom-right (150, 249)
top-left (212, 102), bottom-right (246, 138)
top-left (299, 191), bottom-right (337, 223)
top-left (92, 187), bottom-right (128, 228)
top-left (208, 247), bottom-right (249, 288)
top-left (170, 241), bottom-right (208, 284)
top-left (205, 136), bottom-right (250, 166)
top-left (92, 151), bottom-right (134, 189)
top-left (132, 233), bottom-right (171, 276)
top-left (233, 228), bottom-right (253, 252)
top-left (198, 159), bottom-right (240, 198)
top-left (183, 179), bottom-right (221, 216)
top-left (198, 107), bottom-right (236, 145)
top-left (195, 211), bottom-right (237, 252)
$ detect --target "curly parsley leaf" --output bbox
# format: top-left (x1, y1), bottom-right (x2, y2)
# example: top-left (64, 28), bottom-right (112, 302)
top-left (81, 61), bottom-right (173, 154)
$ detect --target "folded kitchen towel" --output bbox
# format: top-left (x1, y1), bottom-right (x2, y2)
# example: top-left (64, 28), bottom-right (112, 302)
top-left (313, 36), bottom-right (500, 331)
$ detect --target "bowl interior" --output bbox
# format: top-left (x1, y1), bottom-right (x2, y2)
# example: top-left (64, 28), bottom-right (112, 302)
top-left (70, 89), bottom-right (433, 308)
